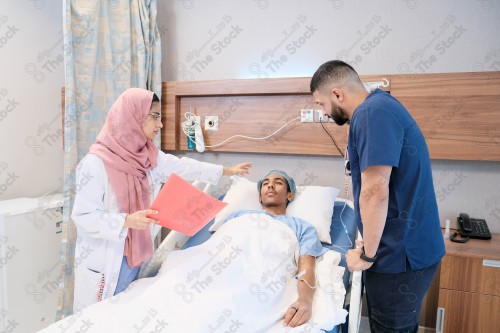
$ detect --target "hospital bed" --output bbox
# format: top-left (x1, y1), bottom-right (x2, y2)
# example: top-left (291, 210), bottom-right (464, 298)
top-left (37, 182), bottom-right (362, 333)
top-left (140, 183), bottom-right (362, 333)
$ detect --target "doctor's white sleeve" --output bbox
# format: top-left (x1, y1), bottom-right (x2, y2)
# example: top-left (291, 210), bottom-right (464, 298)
top-left (153, 150), bottom-right (223, 185)
top-left (71, 155), bottom-right (128, 242)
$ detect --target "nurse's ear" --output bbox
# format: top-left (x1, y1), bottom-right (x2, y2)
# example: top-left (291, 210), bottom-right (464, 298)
top-left (329, 87), bottom-right (347, 104)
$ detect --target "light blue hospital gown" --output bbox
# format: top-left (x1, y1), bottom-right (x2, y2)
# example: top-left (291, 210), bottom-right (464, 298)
top-left (224, 210), bottom-right (328, 257)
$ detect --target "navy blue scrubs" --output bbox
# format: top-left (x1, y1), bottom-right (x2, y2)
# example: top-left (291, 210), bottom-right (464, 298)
top-left (348, 89), bottom-right (445, 332)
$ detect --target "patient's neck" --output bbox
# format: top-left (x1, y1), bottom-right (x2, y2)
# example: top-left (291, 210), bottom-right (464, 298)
top-left (262, 205), bottom-right (286, 216)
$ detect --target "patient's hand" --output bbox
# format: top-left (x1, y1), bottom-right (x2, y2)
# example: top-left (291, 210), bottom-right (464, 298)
top-left (124, 209), bottom-right (159, 230)
top-left (284, 255), bottom-right (315, 327)
top-left (283, 298), bottom-right (313, 327)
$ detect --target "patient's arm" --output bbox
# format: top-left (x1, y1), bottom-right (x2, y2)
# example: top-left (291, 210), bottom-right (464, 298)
top-left (283, 255), bottom-right (316, 327)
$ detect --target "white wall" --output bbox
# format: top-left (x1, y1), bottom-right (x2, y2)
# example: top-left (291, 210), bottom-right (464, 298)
top-left (0, 1), bottom-right (64, 200)
top-left (158, 0), bottom-right (500, 233)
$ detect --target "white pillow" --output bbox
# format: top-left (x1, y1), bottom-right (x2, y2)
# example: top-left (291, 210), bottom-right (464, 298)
top-left (210, 177), bottom-right (339, 244)
top-left (287, 185), bottom-right (339, 244)
top-left (209, 177), bottom-right (260, 231)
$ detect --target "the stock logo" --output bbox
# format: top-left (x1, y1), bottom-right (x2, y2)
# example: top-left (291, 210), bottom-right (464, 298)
top-left (0, 245), bottom-right (19, 268)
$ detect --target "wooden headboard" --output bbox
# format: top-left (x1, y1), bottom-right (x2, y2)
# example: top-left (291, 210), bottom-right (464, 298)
top-left (161, 72), bottom-right (500, 161)
top-left (61, 71), bottom-right (500, 161)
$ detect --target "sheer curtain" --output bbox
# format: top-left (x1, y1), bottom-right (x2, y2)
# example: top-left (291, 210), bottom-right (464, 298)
top-left (57, 0), bottom-right (161, 318)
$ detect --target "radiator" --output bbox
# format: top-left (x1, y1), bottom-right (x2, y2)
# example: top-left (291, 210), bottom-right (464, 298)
top-left (0, 193), bottom-right (63, 332)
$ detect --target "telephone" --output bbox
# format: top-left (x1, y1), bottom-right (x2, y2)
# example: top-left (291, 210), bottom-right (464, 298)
top-left (450, 213), bottom-right (492, 243)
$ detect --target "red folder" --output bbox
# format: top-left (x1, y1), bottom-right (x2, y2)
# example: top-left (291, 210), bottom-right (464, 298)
top-left (147, 173), bottom-right (227, 236)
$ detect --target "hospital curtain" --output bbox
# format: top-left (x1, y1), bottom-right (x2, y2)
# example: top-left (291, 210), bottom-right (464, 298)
top-left (57, 0), bottom-right (162, 319)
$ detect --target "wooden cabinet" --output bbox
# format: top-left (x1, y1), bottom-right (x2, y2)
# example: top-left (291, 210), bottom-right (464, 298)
top-left (437, 233), bottom-right (500, 333)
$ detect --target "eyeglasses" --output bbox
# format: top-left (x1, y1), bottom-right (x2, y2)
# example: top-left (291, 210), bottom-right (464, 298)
top-left (148, 112), bottom-right (162, 122)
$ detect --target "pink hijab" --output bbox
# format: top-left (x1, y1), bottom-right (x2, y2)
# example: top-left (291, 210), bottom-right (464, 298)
top-left (89, 88), bottom-right (159, 268)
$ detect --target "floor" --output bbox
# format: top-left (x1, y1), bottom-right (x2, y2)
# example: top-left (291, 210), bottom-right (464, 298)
top-left (357, 316), bottom-right (434, 333)
top-left (358, 316), bottom-right (370, 333)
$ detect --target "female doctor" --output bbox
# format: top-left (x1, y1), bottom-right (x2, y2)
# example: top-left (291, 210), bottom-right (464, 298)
top-left (71, 88), bottom-right (251, 312)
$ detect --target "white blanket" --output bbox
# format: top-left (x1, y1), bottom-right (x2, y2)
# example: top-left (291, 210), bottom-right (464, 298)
top-left (41, 214), bottom-right (347, 332)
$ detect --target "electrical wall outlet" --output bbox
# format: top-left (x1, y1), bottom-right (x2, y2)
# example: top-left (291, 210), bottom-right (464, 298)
top-left (315, 109), bottom-right (334, 123)
top-left (205, 116), bottom-right (219, 131)
top-left (300, 109), bottom-right (314, 123)
top-left (315, 110), bottom-right (324, 122)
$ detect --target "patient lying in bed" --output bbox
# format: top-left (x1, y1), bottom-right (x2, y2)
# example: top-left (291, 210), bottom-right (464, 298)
top-left (39, 170), bottom-right (347, 333)
top-left (226, 169), bottom-right (327, 327)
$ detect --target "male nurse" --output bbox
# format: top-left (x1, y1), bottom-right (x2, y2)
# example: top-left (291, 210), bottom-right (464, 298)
top-left (310, 60), bottom-right (445, 333)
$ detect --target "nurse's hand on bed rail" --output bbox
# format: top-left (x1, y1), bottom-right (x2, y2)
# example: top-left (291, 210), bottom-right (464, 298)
top-left (346, 240), bottom-right (374, 272)
top-left (124, 209), bottom-right (159, 230)
top-left (222, 162), bottom-right (252, 176)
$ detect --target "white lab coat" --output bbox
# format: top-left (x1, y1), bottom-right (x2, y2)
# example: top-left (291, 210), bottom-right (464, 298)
top-left (71, 150), bottom-right (223, 312)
